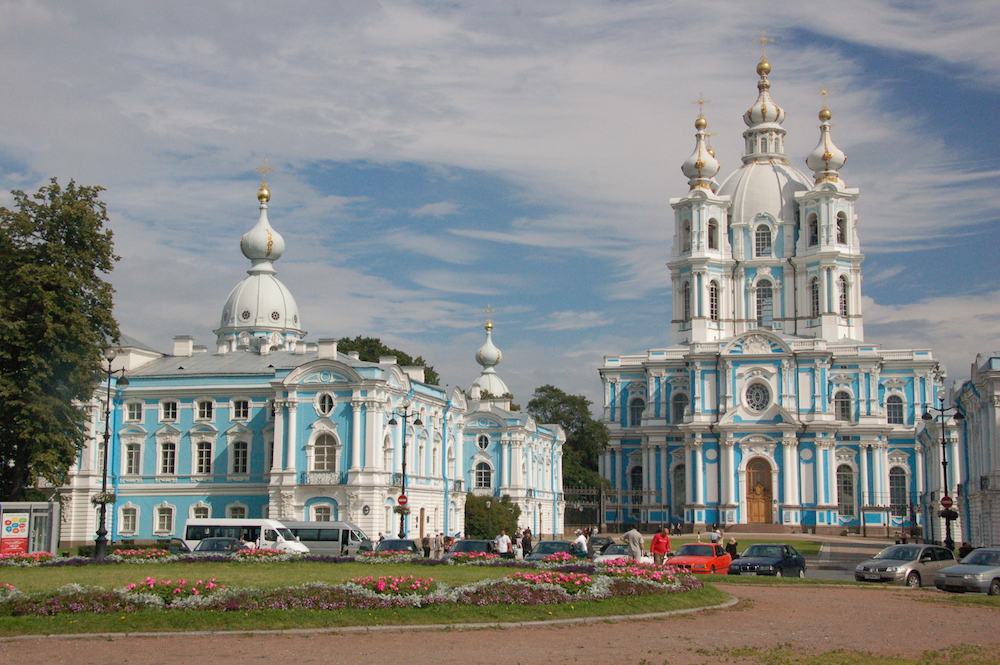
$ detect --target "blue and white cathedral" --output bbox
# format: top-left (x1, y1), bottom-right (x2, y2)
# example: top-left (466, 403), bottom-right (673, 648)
top-left (58, 178), bottom-right (565, 548)
top-left (599, 57), bottom-right (951, 535)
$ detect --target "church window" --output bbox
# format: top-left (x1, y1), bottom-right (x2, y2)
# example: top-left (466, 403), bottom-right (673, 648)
top-left (160, 442), bottom-right (176, 475)
top-left (810, 277), bottom-right (820, 318)
top-left (228, 504), bottom-right (247, 519)
top-left (745, 383), bottom-right (770, 412)
top-left (629, 398), bottom-right (645, 427)
top-left (889, 467), bottom-right (907, 516)
top-left (126, 402), bottom-right (143, 422)
top-left (630, 466), bottom-right (643, 509)
top-left (835, 391), bottom-right (852, 421)
top-left (672, 464), bottom-right (686, 518)
top-left (836, 212), bottom-right (848, 244)
top-left (155, 506), bottom-right (174, 535)
top-left (313, 434), bottom-right (337, 472)
top-left (232, 399), bottom-right (250, 421)
top-left (807, 213), bottom-right (819, 246)
top-left (756, 280), bottom-right (773, 329)
top-left (317, 393), bottom-right (334, 417)
top-left (671, 393), bottom-right (689, 423)
top-left (838, 276), bottom-right (849, 316)
top-left (195, 441), bottom-right (212, 475)
top-left (755, 226), bottom-right (772, 257)
top-left (476, 434), bottom-right (489, 450)
top-left (886, 395), bottom-right (904, 424)
top-left (196, 400), bottom-right (214, 421)
top-left (681, 220), bottom-right (691, 253)
top-left (231, 441), bottom-right (249, 475)
top-left (313, 505), bottom-right (333, 521)
top-left (119, 506), bottom-right (137, 535)
top-left (682, 282), bottom-right (692, 322)
top-left (161, 401), bottom-right (178, 422)
top-left (709, 281), bottom-right (720, 321)
top-left (708, 219), bottom-right (719, 249)
top-left (837, 465), bottom-right (856, 517)
top-left (474, 462), bottom-right (493, 488)
top-left (124, 443), bottom-right (141, 476)
top-left (192, 505), bottom-right (209, 519)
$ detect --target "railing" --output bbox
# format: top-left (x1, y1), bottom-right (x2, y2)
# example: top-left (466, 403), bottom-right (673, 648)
top-left (301, 471), bottom-right (349, 485)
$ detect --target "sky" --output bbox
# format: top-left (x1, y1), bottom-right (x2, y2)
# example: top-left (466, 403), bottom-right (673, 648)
top-left (2, 1), bottom-right (999, 409)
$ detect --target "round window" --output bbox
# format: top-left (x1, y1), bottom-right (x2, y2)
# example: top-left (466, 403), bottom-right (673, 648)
top-left (271, 311), bottom-right (280, 321)
top-left (745, 383), bottom-right (770, 412)
top-left (241, 310), bottom-right (251, 320)
top-left (476, 435), bottom-right (489, 450)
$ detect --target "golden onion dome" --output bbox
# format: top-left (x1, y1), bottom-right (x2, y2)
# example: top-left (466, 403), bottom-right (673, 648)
top-left (695, 116), bottom-right (708, 130)
top-left (819, 107), bottom-right (832, 121)
top-left (757, 58), bottom-right (771, 76)
top-left (257, 185), bottom-right (271, 203)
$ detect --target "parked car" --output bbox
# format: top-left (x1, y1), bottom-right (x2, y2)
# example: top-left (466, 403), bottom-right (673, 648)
top-left (442, 539), bottom-right (494, 560)
top-left (374, 538), bottom-right (419, 554)
top-left (934, 546), bottom-right (1000, 595)
top-left (159, 537), bottom-right (191, 555)
top-left (588, 536), bottom-right (614, 556)
top-left (854, 544), bottom-right (956, 587)
top-left (192, 537), bottom-right (250, 555)
top-left (728, 543), bottom-right (806, 577)
top-left (668, 543), bottom-right (732, 574)
top-left (593, 542), bottom-right (653, 564)
top-left (524, 540), bottom-right (587, 562)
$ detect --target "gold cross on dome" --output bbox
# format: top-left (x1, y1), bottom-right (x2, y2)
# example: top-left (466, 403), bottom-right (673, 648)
top-left (754, 30), bottom-right (775, 59)
top-left (816, 84), bottom-right (835, 109)
top-left (483, 304), bottom-right (495, 316)
top-left (255, 158), bottom-right (275, 185)
top-left (692, 93), bottom-right (711, 116)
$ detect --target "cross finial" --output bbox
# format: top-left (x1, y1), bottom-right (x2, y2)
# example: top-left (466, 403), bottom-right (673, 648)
top-left (816, 84), bottom-right (835, 109)
top-left (483, 304), bottom-right (495, 316)
top-left (754, 30), bottom-right (775, 60)
top-left (255, 158), bottom-right (275, 186)
top-left (692, 92), bottom-right (711, 117)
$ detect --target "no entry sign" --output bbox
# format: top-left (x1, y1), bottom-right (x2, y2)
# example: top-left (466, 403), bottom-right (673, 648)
top-left (398, 495), bottom-right (408, 506)
top-left (940, 496), bottom-right (953, 508)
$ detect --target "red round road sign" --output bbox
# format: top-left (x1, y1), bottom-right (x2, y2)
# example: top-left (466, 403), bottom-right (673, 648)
top-left (398, 495), bottom-right (408, 506)
top-left (941, 496), bottom-right (954, 508)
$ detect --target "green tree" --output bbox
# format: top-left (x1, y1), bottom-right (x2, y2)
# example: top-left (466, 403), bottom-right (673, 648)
top-left (463, 493), bottom-right (521, 539)
top-left (0, 179), bottom-right (119, 500)
top-left (527, 384), bottom-right (610, 489)
top-left (335, 336), bottom-right (440, 385)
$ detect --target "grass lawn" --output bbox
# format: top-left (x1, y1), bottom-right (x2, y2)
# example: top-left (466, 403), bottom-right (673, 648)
top-left (0, 561), bottom-right (731, 636)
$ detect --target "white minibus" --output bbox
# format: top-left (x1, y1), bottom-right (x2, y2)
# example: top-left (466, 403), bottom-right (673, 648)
top-left (181, 518), bottom-right (310, 554)
top-left (281, 521), bottom-right (372, 556)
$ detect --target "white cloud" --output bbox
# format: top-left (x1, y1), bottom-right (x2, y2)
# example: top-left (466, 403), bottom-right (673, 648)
top-left (411, 201), bottom-right (459, 217)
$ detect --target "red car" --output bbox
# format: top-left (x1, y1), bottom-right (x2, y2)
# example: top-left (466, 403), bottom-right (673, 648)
top-left (668, 543), bottom-right (732, 574)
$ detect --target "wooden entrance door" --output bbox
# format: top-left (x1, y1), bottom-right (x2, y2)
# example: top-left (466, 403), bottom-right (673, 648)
top-left (747, 458), bottom-right (772, 524)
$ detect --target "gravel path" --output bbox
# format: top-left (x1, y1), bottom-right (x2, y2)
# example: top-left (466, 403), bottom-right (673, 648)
top-left (4, 584), bottom-right (999, 664)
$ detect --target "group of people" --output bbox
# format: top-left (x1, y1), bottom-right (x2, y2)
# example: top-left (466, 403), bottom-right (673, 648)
top-left (419, 532), bottom-right (454, 558)
top-left (494, 527), bottom-right (533, 559)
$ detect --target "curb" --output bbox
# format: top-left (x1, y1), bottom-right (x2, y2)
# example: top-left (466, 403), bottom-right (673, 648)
top-left (0, 596), bottom-right (740, 642)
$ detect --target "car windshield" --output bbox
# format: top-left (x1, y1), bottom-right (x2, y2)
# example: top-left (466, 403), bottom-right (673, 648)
top-left (675, 544), bottom-right (714, 557)
top-left (743, 545), bottom-right (784, 559)
top-left (963, 550), bottom-right (1000, 566)
top-left (874, 545), bottom-right (921, 561)
top-left (277, 528), bottom-right (296, 541)
top-left (533, 542), bottom-right (569, 554)
top-left (601, 544), bottom-right (628, 555)
top-left (378, 540), bottom-right (413, 552)
top-left (451, 541), bottom-right (489, 553)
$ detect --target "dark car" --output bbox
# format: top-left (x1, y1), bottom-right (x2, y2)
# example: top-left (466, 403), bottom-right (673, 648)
top-left (524, 540), bottom-right (586, 562)
top-left (374, 538), bottom-right (419, 554)
top-left (588, 536), bottom-right (614, 556)
top-left (442, 539), bottom-right (494, 560)
top-left (192, 537), bottom-right (249, 555)
top-left (728, 543), bottom-right (806, 577)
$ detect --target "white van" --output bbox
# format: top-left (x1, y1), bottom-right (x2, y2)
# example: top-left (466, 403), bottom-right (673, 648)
top-left (181, 518), bottom-right (310, 554)
top-left (282, 521), bottom-right (372, 556)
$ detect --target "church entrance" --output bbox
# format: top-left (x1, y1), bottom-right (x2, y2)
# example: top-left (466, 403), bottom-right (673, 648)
top-left (746, 458), bottom-right (772, 524)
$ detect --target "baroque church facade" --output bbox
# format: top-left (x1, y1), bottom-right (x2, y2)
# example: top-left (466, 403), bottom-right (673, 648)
top-left (58, 180), bottom-right (565, 548)
top-left (598, 57), bottom-right (952, 535)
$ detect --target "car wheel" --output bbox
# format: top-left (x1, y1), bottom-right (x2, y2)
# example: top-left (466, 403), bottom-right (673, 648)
top-left (798, 568), bottom-right (805, 578)
top-left (709, 566), bottom-right (716, 575)
top-left (906, 572), bottom-right (921, 588)
top-left (989, 579), bottom-right (1000, 596)
top-left (775, 569), bottom-right (783, 578)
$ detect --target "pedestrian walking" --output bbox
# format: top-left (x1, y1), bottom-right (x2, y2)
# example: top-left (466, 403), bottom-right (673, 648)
top-left (651, 526), bottom-right (671, 565)
top-left (622, 527), bottom-right (644, 561)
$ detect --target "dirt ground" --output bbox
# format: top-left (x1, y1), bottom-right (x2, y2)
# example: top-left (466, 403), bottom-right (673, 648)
top-left (3, 584), bottom-right (999, 665)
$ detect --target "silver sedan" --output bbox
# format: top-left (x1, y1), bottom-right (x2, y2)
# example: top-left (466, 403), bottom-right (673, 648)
top-left (934, 547), bottom-right (1000, 595)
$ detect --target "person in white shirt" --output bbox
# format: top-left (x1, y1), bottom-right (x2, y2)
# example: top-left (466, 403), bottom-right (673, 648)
top-left (572, 529), bottom-right (588, 556)
top-left (495, 530), bottom-right (512, 557)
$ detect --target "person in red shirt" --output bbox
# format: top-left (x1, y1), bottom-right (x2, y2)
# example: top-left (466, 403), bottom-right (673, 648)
top-left (651, 525), bottom-right (671, 565)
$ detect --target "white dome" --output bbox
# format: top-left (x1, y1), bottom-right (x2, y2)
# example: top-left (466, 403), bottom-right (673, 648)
top-left (717, 160), bottom-right (812, 226)
top-left (218, 273), bottom-right (302, 334)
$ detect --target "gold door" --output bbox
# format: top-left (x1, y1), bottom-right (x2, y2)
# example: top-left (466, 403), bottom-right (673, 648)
top-left (747, 458), bottom-right (772, 524)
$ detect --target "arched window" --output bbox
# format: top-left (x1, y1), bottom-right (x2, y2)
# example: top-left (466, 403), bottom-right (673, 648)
top-left (838, 276), bottom-right (849, 316)
top-left (709, 281), bottom-right (720, 321)
top-left (671, 393), bottom-right (689, 423)
top-left (835, 391), bottom-right (852, 421)
top-left (810, 277), bottom-right (820, 318)
top-left (836, 212), bottom-right (847, 244)
top-left (682, 281), bottom-right (692, 322)
top-left (756, 279), bottom-right (773, 329)
top-left (474, 462), bottom-right (492, 488)
top-left (807, 213), bottom-right (819, 246)
top-left (708, 219), bottom-right (719, 250)
top-left (755, 225), bottom-right (772, 257)
top-left (837, 465), bottom-right (856, 517)
top-left (630, 466), bottom-right (643, 509)
top-left (889, 467), bottom-right (907, 516)
top-left (629, 398), bottom-right (645, 427)
top-left (313, 434), bottom-right (337, 472)
top-left (681, 220), bottom-right (691, 253)
top-left (886, 395), bottom-right (904, 425)
top-left (672, 464), bottom-right (686, 518)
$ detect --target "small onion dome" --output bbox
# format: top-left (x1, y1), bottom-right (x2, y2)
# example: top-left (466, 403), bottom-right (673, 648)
top-left (806, 107), bottom-right (847, 182)
top-left (681, 115), bottom-right (721, 190)
top-left (476, 320), bottom-right (502, 368)
top-left (240, 190), bottom-right (285, 270)
top-left (743, 59), bottom-right (785, 128)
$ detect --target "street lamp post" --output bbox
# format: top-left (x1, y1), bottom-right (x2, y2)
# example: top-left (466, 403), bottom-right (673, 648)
top-left (922, 388), bottom-right (963, 551)
top-left (388, 399), bottom-right (422, 538)
top-left (94, 348), bottom-right (129, 559)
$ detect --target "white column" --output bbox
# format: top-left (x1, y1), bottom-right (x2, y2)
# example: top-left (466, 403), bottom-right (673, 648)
top-left (860, 444), bottom-right (870, 506)
top-left (694, 445), bottom-right (705, 505)
top-left (284, 395), bottom-right (297, 472)
top-left (365, 400), bottom-right (381, 471)
top-left (915, 447), bottom-right (925, 496)
top-left (272, 399), bottom-right (285, 472)
top-left (726, 442), bottom-right (737, 505)
top-left (783, 439), bottom-right (799, 505)
top-left (350, 400), bottom-right (363, 471)
top-left (685, 446), bottom-right (694, 505)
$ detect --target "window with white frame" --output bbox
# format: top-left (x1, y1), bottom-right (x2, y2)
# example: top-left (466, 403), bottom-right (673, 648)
top-left (709, 281), bottom-right (720, 321)
top-left (838, 276), bottom-right (849, 316)
top-left (836, 212), bottom-right (847, 244)
top-left (889, 467), bottom-right (907, 516)
top-left (708, 219), bottom-right (719, 250)
top-left (125, 402), bottom-right (143, 423)
top-left (837, 465), bottom-right (856, 517)
top-left (195, 440), bottom-right (212, 475)
top-left (196, 400), bottom-right (214, 421)
top-left (807, 213), bottom-right (819, 246)
top-left (193, 505), bottom-right (209, 519)
top-left (160, 442), bottom-right (177, 475)
top-left (155, 505), bottom-right (174, 535)
top-left (755, 226), bottom-right (772, 257)
top-left (119, 506), bottom-right (137, 535)
top-left (474, 462), bottom-right (493, 488)
top-left (886, 395), bottom-right (905, 425)
top-left (756, 280), bottom-right (773, 328)
top-left (232, 399), bottom-right (250, 421)
top-left (314, 505), bottom-right (333, 522)
top-left (810, 277), bottom-right (820, 318)
top-left (124, 443), bottom-right (141, 475)
top-left (231, 441), bottom-right (249, 475)
top-left (835, 391), bottom-right (852, 421)
top-left (228, 505), bottom-right (247, 519)
top-left (476, 434), bottom-right (489, 451)
top-left (681, 220), bottom-right (691, 252)
top-left (671, 393), bottom-right (689, 423)
top-left (161, 401), bottom-right (178, 422)
top-left (317, 393), bottom-right (334, 417)
top-left (629, 398), bottom-right (645, 427)
top-left (682, 281), bottom-right (692, 322)
top-left (313, 434), bottom-right (337, 472)
top-left (745, 383), bottom-right (770, 412)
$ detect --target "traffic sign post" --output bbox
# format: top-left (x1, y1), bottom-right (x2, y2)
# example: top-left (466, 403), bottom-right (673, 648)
top-left (398, 495), bottom-right (408, 506)
top-left (940, 496), bottom-right (953, 509)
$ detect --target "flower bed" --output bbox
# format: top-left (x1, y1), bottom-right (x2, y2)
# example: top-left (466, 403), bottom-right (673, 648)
top-left (123, 577), bottom-right (226, 603)
top-left (108, 548), bottom-right (172, 562)
top-left (447, 551), bottom-right (501, 564)
top-left (0, 552), bottom-right (53, 566)
top-left (350, 575), bottom-right (435, 596)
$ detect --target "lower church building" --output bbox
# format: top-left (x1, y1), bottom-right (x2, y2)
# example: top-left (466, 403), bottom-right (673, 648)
top-left (58, 179), bottom-right (565, 549)
top-left (599, 56), bottom-right (949, 535)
